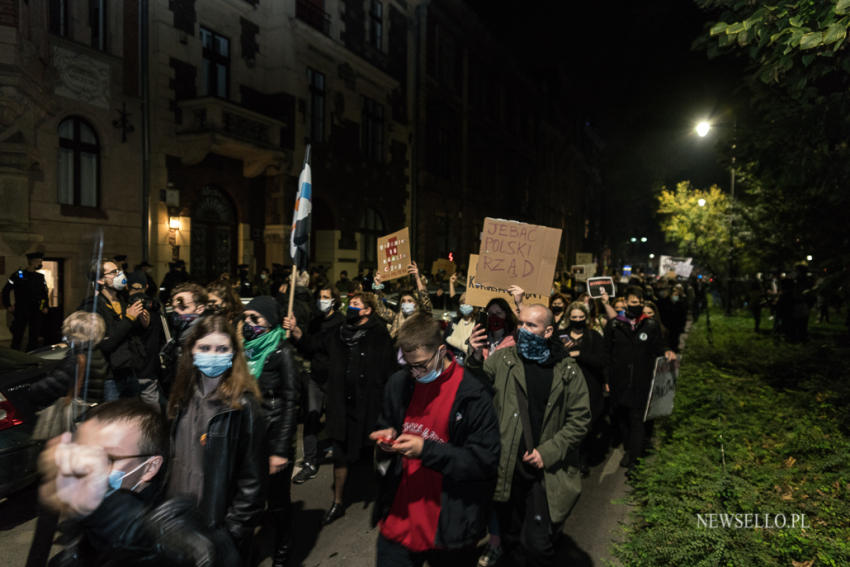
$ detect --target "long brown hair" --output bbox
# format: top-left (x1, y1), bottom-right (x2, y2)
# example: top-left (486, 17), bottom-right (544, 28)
top-left (166, 314), bottom-right (260, 419)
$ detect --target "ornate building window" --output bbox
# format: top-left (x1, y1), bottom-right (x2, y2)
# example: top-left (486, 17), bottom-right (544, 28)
top-left (58, 117), bottom-right (100, 208)
top-left (369, 0), bottom-right (383, 50)
top-left (200, 27), bottom-right (230, 98)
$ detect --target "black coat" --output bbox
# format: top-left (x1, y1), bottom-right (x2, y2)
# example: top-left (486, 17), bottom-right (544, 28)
top-left (169, 393), bottom-right (266, 550)
top-left (28, 347), bottom-right (109, 408)
top-left (295, 310), bottom-right (344, 383)
top-left (79, 293), bottom-right (146, 376)
top-left (568, 329), bottom-right (607, 422)
top-left (256, 338), bottom-right (299, 459)
top-left (298, 314), bottom-right (397, 450)
top-left (604, 316), bottom-right (667, 409)
top-left (371, 367), bottom-right (500, 549)
top-left (48, 490), bottom-right (239, 567)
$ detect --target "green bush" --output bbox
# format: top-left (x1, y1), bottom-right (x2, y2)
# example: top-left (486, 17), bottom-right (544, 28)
top-left (614, 312), bottom-right (850, 566)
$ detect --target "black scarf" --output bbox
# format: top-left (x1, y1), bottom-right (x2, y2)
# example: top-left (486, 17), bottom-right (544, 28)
top-left (339, 321), bottom-right (368, 346)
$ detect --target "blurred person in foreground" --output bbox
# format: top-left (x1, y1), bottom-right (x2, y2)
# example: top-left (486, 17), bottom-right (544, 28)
top-left (38, 398), bottom-right (238, 566)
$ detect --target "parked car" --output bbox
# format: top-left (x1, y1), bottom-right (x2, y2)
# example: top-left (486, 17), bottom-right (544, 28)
top-left (0, 346), bottom-right (64, 499)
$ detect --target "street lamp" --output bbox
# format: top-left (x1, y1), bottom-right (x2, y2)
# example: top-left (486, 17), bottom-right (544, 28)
top-left (630, 237), bottom-right (637, 243)
top-left (696, 121), bottom-right (711, 137)
top-left (649, 253), bottom-right (655, 259)
top-left (806, 254), bottom-right (813, 262)
top-left (640, 237), bottom-right (647, 243)
top-left (698, 198), bottom-right (706, 207)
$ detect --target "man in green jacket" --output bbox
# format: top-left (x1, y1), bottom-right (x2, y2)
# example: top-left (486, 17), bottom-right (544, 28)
top-left (468, 303), bottom-right (591, 566)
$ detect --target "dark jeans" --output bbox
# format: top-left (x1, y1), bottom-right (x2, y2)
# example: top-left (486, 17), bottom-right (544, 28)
top-left (268, 462), bottom-right (294, 545)
top-left (496, 472), bottom-right (559, 567)
top-left (11, 309), bottom-right (43, 351)
top-left (302, 377), bottom-right (325, 464)
top-left (376, 534), bottom-right (478, 567)
top-left (616, 405), bottom-right (652, 466)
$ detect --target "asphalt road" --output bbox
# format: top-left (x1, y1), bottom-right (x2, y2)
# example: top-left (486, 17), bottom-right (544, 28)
top-left (1, 433), bottom-right (629, 567)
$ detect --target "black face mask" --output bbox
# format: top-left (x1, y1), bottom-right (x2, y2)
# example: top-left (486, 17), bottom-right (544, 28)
top-left (551, 305), bottom-right (565, 315)
top-left (626, 305), bottom-right (643, 319)
top-left (570, 319), bottom-right (586, 330)
top-left (346, 306), bottom-right (363, 324)
top-left (242, 321), bottom-right (268, 342)
top-left (168, 311), bottom-right (197, 336)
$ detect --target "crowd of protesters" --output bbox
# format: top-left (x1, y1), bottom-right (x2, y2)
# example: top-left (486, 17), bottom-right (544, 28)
top-left (29, 251), bottom-right (830, 567)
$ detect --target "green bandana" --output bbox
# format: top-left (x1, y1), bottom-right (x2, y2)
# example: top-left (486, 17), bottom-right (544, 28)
top-left (244, 326), bottom-right (283, 378)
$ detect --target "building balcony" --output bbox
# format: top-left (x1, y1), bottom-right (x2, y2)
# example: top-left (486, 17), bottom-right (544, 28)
top-left (176, 97), bottom-right (288, 177)
top-left (295, 0), bottom-right (331, 36)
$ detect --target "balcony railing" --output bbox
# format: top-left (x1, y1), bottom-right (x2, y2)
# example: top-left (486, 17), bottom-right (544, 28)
top-left (177, 97), bottom-right (286, 149)
top-left (295, 0), bottom-right (331, 36)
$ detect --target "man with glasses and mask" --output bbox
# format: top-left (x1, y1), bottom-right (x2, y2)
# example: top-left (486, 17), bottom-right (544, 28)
top-left (38, 399), bottom-right (238, 566)
top-left (80, 259), bottom-right (148, 400)
top-left (369, 313), bottom-right (500, 566)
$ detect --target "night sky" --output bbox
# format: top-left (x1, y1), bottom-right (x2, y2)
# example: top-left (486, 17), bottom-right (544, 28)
top-left (467, 0), bottom-right (749, 254)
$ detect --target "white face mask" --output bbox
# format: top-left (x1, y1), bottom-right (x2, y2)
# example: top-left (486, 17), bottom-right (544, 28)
top-left (401, 302), bottom-right (416, 316)
top-left (111, 271), bottom-right (127, 291)
top-left (317, 298), bottom-right (333, 313)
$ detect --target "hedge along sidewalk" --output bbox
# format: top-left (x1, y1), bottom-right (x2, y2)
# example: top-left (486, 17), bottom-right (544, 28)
top-left (614, 312), bottom-right (850, 567)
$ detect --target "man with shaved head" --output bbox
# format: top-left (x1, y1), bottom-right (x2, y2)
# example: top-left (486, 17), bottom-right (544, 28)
top-left (468, 302), bottom-right (591, 566)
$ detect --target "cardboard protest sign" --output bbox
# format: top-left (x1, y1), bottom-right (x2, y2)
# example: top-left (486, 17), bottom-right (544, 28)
top-left (431, 258), bottom-right (456, 276)
top-left (658, 255), bottom-right (694, 278)
top-left (587, 276), bottom-right (616, 299)
top-left (644, 356), bottom-right (680, 421)
top-left (377, 227), bottom-right (411, 281)
top-left (575, 252), bottom-right (593, 265)
top-left (571, 263), bottom-right (596, 282)
top-left (477, 218), bottom-right (562, 296)
top-left (466, 254), bottom-right (549, 308)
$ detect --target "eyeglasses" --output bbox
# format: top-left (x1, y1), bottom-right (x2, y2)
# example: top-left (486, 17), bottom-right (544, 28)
top-left (404, 349), bottom-right (440, 374)
top-left (103, 269), bottom-right (119, 277)
top-left (106, 452), bottom-right (154, 468)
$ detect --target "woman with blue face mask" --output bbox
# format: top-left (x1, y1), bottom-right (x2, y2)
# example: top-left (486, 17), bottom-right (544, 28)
top-left (371, 262), bottom-right (434, 339)
top-left (165, 314), bottom-right (265, 564)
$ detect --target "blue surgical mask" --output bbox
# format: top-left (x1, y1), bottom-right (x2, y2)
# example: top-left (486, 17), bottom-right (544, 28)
top-left (401, 302), bottom-right (416, 316)
top-left (193, 352), bottom-right (233, 377)
top-left (106, 457), bottom-right (152, 496)
top-left (517, 328), bottom-right (550, 363)
top-left (459, 304), bottom-right (474, 316)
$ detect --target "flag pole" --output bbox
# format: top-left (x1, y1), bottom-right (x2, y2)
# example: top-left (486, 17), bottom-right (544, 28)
top-left (289, 145), bottom-right (311, 318)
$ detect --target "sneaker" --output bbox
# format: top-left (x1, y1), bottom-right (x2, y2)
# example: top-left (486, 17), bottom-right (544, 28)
top-left (478, 545), bottom-right (503, 567)
top-left (292, 462), bottom-right (318, 484)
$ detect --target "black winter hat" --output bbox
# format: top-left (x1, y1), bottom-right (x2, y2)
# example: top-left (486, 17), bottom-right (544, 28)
top-left (245, 295), bottom-right (282, 327)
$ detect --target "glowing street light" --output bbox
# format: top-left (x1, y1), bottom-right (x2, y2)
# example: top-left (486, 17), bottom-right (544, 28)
top-left (630, 237), bottom-right (637, 243)
top-left (696, 121), bottom-right (711, 137)
top-left (649, 253), bottom-right (655, 259)
top-left (806, 255), bottom-right (813, 261)
top-left (640, 237), bottom-right (647, 243)
top-left (698, 198), bottom-right (706, 207)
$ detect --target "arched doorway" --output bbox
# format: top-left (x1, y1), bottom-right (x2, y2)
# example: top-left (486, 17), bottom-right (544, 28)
top-left (190, 186), bottom-right (237, 283)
